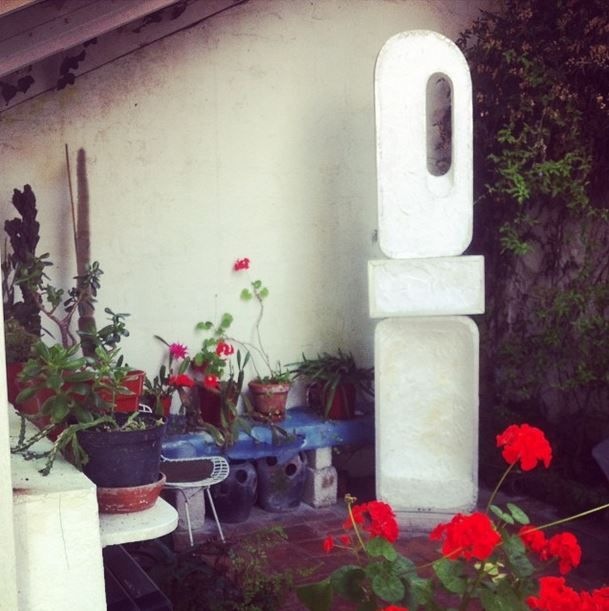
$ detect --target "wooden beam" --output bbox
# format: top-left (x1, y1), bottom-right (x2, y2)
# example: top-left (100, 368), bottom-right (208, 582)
top-left (0, 0), bottom-right (182, 77)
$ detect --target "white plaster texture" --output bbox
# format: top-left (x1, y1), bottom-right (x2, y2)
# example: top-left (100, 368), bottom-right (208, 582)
top-left (369, 256), bottom-right (484, 318)
top-left (375, 30), bottom-right (473, 258)
top-left (10, 412), bottom-right (106, 611)
top-left (375, 317), bottom-right (479, 522)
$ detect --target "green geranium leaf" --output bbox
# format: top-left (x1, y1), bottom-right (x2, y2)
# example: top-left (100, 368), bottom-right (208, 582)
top-left (433, 558), bottom-right (468, 594)
top-left (330, 565), bottom-right (366, 602)
top-left (490, 504), bottom-right (515, 524)
top-left (479, 580), bottom-right (531, 611)
top-left (502, 535), bottom-right (534, 578)
top-left (240, 288), bottom-right (253, 301)
top-left (507, 502), bottom-right (530, 525)
top-left (196, 321), bottom-right (213, 330)
top-left (370, 569), bottom-right (405, 603)
top-left (252, 279), bottom-right (262, 289)
top-left (296, 579), bottom-right (333, 611)
top-left (220, 313), bottom-right (233, 328)
top-left (405, 575), bottom-right (434, 610)
top-left (367, 536), bottom-right (397, 560)
top-left (393, 554), bottom-right (417, 576)
top-left (259, 287), bottom-right (269, 298)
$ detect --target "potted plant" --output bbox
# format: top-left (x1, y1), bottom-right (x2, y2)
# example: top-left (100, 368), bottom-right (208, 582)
top-left (232, 257), bottom-right (292, 422)
top-left (143, 337), bottom-right (193, 417)
top-left (192, 313), bottom-right (240, 424)
top-left (2, 185), bottom-right (44, 401)
top-left (11, 340), bottom-right (166, 513)
top-left (290, 350), bottom-right (374, 419)
top-left (3, 318), bottom-right (38, 405)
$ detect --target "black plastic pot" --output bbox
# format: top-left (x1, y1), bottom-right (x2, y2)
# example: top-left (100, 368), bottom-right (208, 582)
top-left (77, 414), bottom-right (166, 488)
top-left (209, 459), bottom-right (258, 523)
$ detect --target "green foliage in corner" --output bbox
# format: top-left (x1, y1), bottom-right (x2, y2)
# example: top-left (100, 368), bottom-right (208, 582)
top-left (458, 0), bottom-right (609, 487)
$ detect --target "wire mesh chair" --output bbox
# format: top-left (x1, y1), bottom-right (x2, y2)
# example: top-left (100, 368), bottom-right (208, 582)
top-left (160, 454), bottom-right (230, 546)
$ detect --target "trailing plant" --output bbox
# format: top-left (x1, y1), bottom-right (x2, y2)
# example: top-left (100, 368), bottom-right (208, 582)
top-left (457, 0), bottom-right (609, 491)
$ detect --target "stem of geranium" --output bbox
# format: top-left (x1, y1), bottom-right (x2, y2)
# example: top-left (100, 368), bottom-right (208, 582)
top-left (253, 285), bottom-right (272, 376)
top-left (535, 502), bottom-right (609, 532)
top-left (485, 461), bottom-right (516, 512)
top-left (458, 568), bottom-right (484, 611)
top-left (345, 494), bottom-right (367, 553)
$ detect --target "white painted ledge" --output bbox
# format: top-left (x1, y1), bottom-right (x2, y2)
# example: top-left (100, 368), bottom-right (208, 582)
top-left (100, 498), bottom-right (178, 547)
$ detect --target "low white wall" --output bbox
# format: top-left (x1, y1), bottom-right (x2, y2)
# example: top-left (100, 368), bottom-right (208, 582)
top-left (0, 0), bottom-right (484, 388)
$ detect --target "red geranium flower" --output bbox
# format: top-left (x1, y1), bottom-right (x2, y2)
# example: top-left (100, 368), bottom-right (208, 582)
top-left (545, 532), bottom-right (581, 575)
top-left (496, 424), bottom-right (552, 471)
top-left (169, 342), bottom-right (188, 359)
top-left (322, 535), bottom-right (334, 553)
top-left (381, 607), bottom-right (409, 611)
top-left (519, 525), bottom-right (548, 555)
top-left (430, 512), bottom-right (501, 561)
top-left (580, 587), bottom-right (609, 611)
top-left (168, 374), bottom-right (195, 388)
top-left (215, 341), bottom-right (235, 357)
top-left (233, 257), bottom-right (250, 271)
top-left (203, 374), bottom-right (220, 390)
top-left (527, 576), bottom-right (580, 610)
top-left (343, 501), bottom-right (399, 543)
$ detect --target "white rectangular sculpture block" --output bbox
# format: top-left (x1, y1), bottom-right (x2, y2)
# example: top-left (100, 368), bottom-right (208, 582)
top-left (375, 317), bottom-right (478, 530)
top-left (369, 256), bottom-right (484, 318)
top-left (375, 31), bottom-right (473, 258)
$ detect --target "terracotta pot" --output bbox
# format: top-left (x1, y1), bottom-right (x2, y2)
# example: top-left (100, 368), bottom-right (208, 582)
top-left (99, 369), bottom-right (146, 413)
top-left (248, 381), bottom-right (291, 422)
top-left (6, 361), bottom-right (24, 405)
top-left (97, 472), bottom-right (166, 514)
top-left (198, 382), bottom-right (239, 427)
top-left (308, 382), bottom-right (357, 420)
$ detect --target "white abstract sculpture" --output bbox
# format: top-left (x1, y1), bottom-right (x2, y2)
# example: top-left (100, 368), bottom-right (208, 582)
top-left (371, 30), bottom-right (484, 531)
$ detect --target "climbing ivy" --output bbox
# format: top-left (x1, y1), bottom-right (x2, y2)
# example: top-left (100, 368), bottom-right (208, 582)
top-left (458, 0), bottom-right (609, 492)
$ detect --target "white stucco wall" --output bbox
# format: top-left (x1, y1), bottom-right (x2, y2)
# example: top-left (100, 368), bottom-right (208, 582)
top-left (0, 0), bottom-right (485, 389)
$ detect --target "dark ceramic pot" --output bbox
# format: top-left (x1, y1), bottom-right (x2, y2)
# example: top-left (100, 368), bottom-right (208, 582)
top-left (256, 451), bottom-right (307, 513)
top-left (209, 460), bottom-right (258, 523)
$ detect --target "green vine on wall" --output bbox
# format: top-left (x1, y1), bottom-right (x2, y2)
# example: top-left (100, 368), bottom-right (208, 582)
top-left (458, 0), bottom-right (609, 496)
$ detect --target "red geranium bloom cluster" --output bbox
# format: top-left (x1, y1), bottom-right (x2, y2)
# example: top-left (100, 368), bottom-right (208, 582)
top-left (527, 576), bottom-right (609, 611)
top-left (430, 512), bottom-right (501, 561)
top-left (519, 527), bottom-right (582, 575)
top-left (381, 606), bottom-right (409, 611)
top-left (168, 374), bottom-right (194, 388)
top-left (203, 374), bottom-right (220, 390)
top-left (496, 424), bottom-right (552, 471)
top-left (168, 342), bottom-right (188, 359)
top-left (233, 257), bottom-right (250, 271)
top-left (343, 500), bottom-right (399, 543)
top-left (215, 341), bottom-right (235, 357)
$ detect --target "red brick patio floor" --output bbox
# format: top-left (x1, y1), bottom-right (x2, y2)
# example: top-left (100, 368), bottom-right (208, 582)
top-left (216, 488), bottom-right (609, 610)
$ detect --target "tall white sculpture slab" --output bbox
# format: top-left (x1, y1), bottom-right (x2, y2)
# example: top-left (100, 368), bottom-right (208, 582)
top-left (375, 30), bottom-right (472, 259)
top-left (372, 31), bottom-right (482, 531)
